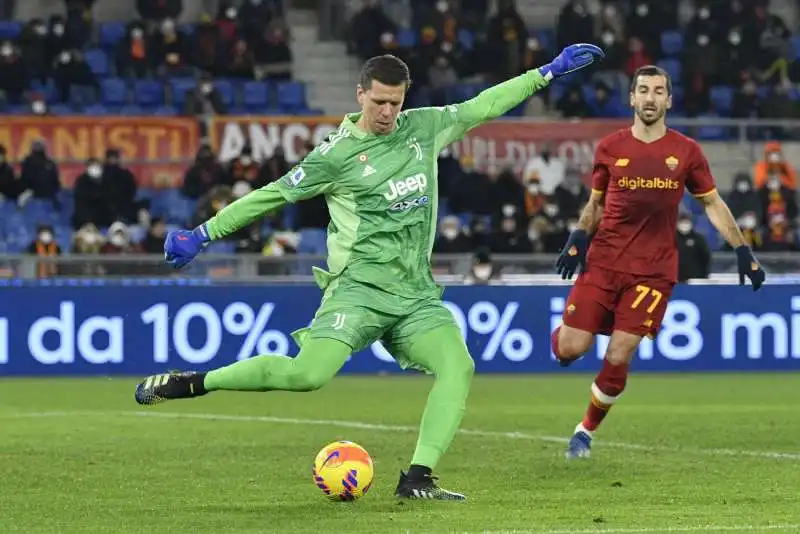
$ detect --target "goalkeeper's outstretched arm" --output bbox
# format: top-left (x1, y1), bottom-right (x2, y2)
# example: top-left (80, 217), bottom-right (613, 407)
top-left (205, 181), bottom-right (289, 240)
top-left (205, 149), bottom-right (337, 241)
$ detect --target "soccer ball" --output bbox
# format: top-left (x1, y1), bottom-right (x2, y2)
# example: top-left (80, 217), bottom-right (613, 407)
top-left (312, 440), bottom-right (374, 501)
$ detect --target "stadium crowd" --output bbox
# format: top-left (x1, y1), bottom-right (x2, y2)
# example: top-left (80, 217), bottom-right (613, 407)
top-left (0, 0), bottom-right (799, 280)
top-left (348, 0), bottom-right (800, 124)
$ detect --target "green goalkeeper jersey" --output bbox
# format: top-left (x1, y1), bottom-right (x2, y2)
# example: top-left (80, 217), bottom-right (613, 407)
top-left (205, 69), bottom-right (549, 298)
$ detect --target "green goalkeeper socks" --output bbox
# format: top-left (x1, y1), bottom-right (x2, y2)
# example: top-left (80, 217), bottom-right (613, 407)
top-left (406, 326), bottom-right (475, 470)
top-left (203, 337), bottom-right (352, 392)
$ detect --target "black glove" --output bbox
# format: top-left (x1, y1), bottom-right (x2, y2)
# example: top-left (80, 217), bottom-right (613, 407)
top-left (735, 245), bottom-right (765, 291)
top-left (555, 229), bottom-right (589, 280)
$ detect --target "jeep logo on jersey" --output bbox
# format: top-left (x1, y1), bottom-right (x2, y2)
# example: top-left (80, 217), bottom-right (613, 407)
top-left (383, 173), bottom-right (427, 201)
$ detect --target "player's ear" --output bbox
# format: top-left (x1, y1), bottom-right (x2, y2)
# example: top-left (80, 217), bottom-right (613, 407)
top-left (356, 84), bottom-right (365, 106)
top-left (666, 94), bottom-right (673, 110)
top-left (628, 91), bottom-right (634, 109)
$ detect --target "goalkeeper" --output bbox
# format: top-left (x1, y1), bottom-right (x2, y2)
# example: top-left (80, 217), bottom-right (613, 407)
top-left (134, 45), bottom-right (604, 501)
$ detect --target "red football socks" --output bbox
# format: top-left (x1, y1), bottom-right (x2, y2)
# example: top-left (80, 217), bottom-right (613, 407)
top-left (581, 359), bottom-right (629, 432)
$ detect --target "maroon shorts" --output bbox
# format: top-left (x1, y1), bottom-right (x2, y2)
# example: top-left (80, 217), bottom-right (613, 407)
top-left (563, 265), bottom-right (674, 339)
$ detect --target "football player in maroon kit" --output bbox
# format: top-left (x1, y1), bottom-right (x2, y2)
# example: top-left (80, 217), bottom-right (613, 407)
top-left (552, 65), bottom-right (766, 459)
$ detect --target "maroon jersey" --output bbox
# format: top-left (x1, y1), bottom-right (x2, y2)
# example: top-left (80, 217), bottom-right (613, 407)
top-left (588, 128), bottom-right (716, 283)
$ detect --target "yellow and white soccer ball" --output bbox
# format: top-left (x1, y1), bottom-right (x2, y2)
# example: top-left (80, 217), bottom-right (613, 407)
top-left (312, 440), bottom-right (374, 501)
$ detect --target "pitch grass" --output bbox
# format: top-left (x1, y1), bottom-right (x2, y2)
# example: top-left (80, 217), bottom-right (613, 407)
top-left (1, 374), bottom-right (799, 534)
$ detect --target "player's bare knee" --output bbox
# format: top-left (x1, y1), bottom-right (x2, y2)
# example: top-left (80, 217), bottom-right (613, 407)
top-left (605, 332), bottom-right (641, 366)
top-left (558, 327), bottom-right (593, 359)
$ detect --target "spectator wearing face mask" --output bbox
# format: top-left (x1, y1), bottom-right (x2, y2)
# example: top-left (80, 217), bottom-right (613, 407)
top-left (753, 141), bottom-right (796, 191)
top-left (434, 215), bottom-right (472, 254)
top-left (728, 210), bottom-right (762, 250)
top-left (464, 248), bottom-right (497, 285)
top-left (759, 176), bottom-right (798, 237)
top-left (183, 73), bottom-right (227, 120)
top-left (0, 145), bottom-right (19, 202)
top-left (26, 224), bottom-right (62, 278)
top-left (46, 15), bottom-right (68, 66)
top-left (762, 211), bottom-right (797, 252)
top-left (522, 176), bottom-right (546, 219)
top-left (348, 0), bottom-right (396, 61)
top-left (556, 0), bottom-right (594, 52)
top-left (116, 22), bottom-right (150, 78)
top-left (676, 212), bottom-right (711, 282)
top-left (216, 2), bottom-right (240, 43)
top-left (19, 141), bottom-right (60, 210)
top-left (18, 19), bottom-right (49, 85)
top-left (726, 172), bottom-right (762, 221)
top-left (66, 223), bottom-right (106, 276)
top-left (489, 209), bottom-right (533, 254)
top-left (153, 18), bottom-right (190, 76)
top-left (226, 144), bottom-right (261, 187)
top-left (227, 38), bottom-right (256, 79)
top-left (523, 143), bottom-right (565, 196)
top-left (0, 41), bottom-right (29, 105)
top-left (53, 49), bottom-right (99, 105)
top-left (254, 24), bottom-right (293, 80)
top-left (101, 222), bottom-right (144, 275)
top-left (73, 158), bottom-right (109, 228)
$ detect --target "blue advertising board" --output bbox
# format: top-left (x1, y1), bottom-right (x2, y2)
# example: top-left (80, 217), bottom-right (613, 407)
top-left (0, 282), bottom-right (798, 375)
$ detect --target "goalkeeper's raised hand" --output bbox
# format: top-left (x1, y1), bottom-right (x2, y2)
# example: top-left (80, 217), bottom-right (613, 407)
top-left (164, 223), bottom-right (210, 269)
top-left (538, 43), bottom-right (605, 81)
top-left (555, 229), bottom-right (589, 280)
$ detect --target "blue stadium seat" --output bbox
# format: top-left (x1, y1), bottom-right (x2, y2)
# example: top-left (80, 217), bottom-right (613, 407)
top-left (0, 21), bottom-right (21, 40)
top-left (397, 28), bottom-right (417, 48)
top-left (49, 104), bottom-right (74, 115)
top-left (170, 77), bottom-right (196, 107)
top-left (84, 49), bottom-right (109, 77)
top-left (119, 104), bottom-right (145, 115)
top-left (31, 79), bottom-right (59, 104)
top-left (298, 229), bottom-right (327, 254)
top-left (695, 112), bottom-right (728, 140)
top-left (276, 82), bottom-right (306, 111)
top-left (458, 28), bottom-right (475, 50)
top-left (791, 36), bottom-right (800, 60)
top-left (656, 58), bottom-right (681, 82)
top-left (82, 103), bottom-right (109, 115)
top-left (98, 22), bottom-right (126, 49)
top-left (709, 85), bottom-right (734, 114)
top-left (134, 79), bottom-right (164, 107)
top-left (660, 30), bottom-right (683, 56)
top-left (534, 28), bottom-right (556, 52)
top-left (214, 79), bottom-right (235, 107)
top-left (242, 80), bottom-right (269, 109)
top-left (101, 78), bottom-right (127, 106)
top-left (152, 105), bottom-right (177, 116)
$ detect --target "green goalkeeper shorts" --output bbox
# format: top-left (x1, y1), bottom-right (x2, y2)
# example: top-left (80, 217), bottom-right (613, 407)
top-left (290, 276), bottom-right (458, 373)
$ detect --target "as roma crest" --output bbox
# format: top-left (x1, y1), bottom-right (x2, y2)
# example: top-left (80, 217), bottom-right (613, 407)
top-left (665, 156), bottom-right (679, 171)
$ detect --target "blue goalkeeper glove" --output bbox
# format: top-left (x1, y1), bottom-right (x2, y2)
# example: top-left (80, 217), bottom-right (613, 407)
top-left (555, 229), bottom-right (589, 280)
top-left (735, 245), bottom-right (765, 291)
top-left (538, 43), bottom-right (605, 81)
top-left (164, 223), bottom-right (210, 269)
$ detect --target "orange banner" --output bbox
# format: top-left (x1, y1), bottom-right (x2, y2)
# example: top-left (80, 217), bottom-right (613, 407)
top-left (209, 115), bottom-right (341, 163)
top-left (452, 118), bottom-right (630, 174)
top-left (2, 116), bottom-right (199, 187)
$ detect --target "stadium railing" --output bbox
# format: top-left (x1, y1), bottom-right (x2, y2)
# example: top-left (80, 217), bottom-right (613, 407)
top-left (2, 252), bottom-right (799, 283)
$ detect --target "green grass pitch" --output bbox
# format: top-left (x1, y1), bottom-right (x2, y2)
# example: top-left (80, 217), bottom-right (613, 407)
top-left (2, 374), bottom-right (799, 534)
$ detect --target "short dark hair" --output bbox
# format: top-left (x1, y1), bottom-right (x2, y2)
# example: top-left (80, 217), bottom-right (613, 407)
top-left (630, 65), bottom-right (672, 95)
top-left (360, 54), bottom-right (412, 91)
